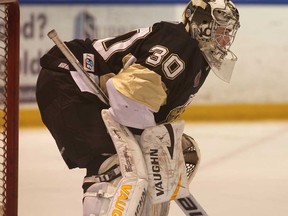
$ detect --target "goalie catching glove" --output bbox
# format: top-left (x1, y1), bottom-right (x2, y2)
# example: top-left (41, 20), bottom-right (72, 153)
top-left (181, 133), bottom-right (201, 184)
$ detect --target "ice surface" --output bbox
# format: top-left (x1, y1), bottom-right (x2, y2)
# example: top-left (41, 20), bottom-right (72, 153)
top-left (19, 121), bottom-right (288, 216)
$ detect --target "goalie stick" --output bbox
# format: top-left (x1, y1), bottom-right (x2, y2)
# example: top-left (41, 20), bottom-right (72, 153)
top-left (47, 29), bottom-right (208, 216)
top-left (175, 193), bottom-right (208, 216)
top-left (47, 29), bottom-right (109, 105)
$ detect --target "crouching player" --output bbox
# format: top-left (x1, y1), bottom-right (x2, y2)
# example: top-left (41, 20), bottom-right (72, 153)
top-left (36, 0), bottom-right (240, 215)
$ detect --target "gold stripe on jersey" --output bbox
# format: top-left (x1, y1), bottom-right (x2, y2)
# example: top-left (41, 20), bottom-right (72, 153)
top-left (112, 64), bottom-right (167, 112)
top-left (100, 73), bottom-right (115, 96)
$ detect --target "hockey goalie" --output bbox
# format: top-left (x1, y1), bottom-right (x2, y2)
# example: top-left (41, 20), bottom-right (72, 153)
top-left (36, 0), bottom-right (240, 215)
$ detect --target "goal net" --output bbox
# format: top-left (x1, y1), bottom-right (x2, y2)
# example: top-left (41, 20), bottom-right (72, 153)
top-left (0, 0), bottom-right (20, 216)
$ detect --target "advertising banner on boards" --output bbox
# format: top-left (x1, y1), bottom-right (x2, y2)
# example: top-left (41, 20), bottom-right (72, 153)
top-left (19, 4), bottom-right (178, 104)
top-left (18, 1), bottom-right (288, 106)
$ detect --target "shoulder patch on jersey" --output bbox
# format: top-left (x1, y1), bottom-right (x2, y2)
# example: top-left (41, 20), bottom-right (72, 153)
top-left (58, 62), bottom-right (69, 70)
top-left (165, 95), bottom-right (194, 122)
top-left (83, 53), bottom-right (94, 72)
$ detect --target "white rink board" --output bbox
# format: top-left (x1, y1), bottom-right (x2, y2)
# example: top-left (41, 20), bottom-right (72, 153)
top-left (19, 121), bottom-right (288, 216)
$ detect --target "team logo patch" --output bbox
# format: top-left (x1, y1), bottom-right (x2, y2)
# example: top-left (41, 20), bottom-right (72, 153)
top-left (185, 8), bottom-right (192, 18)
top-left (165, 95), bottom-right (194, 122)
top-left (83, 53), bottom-right (94, 72)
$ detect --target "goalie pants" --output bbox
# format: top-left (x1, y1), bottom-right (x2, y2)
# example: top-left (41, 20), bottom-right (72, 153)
top-left (36, 68), bottom-right (116, 174)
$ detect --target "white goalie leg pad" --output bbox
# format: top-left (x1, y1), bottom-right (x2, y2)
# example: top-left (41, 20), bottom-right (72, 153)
top-left (83, 154), bottom-right (122, 216)
top-left (101, 109), bottom-right (148, 216)
top-left (140, 120), bottom-right (190, 204)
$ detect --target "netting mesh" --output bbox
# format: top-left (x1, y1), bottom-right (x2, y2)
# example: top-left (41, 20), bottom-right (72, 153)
top-left (0, 1), bottom-right (19, 215)
top-left (183, 146), bottom-right (197, 182)
top-left (0, 5), bottom-right (9, 214)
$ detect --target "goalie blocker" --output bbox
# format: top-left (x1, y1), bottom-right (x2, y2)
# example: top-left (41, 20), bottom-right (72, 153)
top-left (140, 120), bottom-right (190, 204)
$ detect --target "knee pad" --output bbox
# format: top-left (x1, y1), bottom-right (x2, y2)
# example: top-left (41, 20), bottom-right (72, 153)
top-left (83, 162), bottom-right (147, 216)
top-left (83, 155), bottom-right (122, 216)
top-left (83, 181), bottom-right (116, 216)
top-left (83, 142), bottom-right (148, 216)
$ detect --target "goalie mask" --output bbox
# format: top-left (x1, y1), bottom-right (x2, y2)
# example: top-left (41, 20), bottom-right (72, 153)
top-left (183, 0), bottom-right (240, 82)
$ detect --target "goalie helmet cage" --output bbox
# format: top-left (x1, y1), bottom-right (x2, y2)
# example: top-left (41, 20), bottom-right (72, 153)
top-left (0, 0), bottom-right (20, 216)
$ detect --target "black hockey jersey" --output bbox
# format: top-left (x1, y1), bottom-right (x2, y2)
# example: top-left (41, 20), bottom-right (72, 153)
top-left (40, 21), bottom-right (210, 124)
top-left (93, 21), bottom-right (210, 123)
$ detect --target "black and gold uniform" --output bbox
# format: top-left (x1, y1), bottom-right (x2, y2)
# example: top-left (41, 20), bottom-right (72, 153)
top-left (36, 21), bottom-right (210, 172)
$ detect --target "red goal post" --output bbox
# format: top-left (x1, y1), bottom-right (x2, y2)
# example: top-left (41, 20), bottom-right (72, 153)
top-left (0, 0), bottom-right (20, 216)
